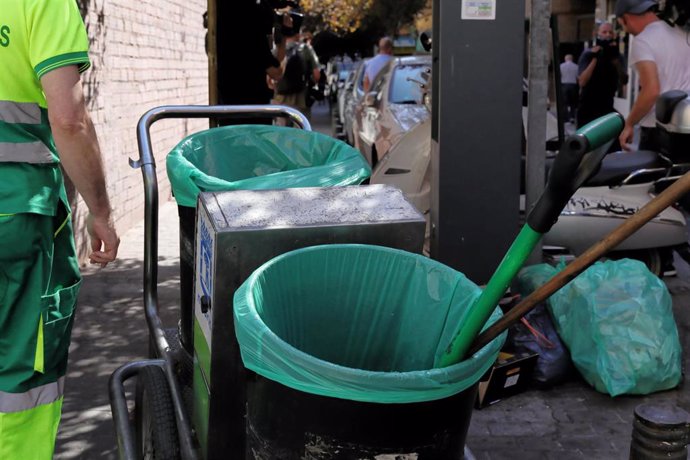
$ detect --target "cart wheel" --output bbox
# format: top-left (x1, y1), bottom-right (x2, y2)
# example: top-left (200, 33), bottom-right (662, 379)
top-left (135, 366), bottom-right (181, 460)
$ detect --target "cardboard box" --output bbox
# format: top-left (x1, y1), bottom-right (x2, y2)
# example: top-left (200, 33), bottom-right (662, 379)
top-left (475, 351), bottom-right (539, 409)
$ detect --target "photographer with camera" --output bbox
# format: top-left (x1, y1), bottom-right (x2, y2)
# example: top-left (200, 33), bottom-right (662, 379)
top-left (615, 0), bottom-right (690, 151)
top-left (270, 10), bottom-right (320, 121)
top-left (576, 22), bottom-right (628, 133)
top-left (216, 0), bottom-right (295, 124)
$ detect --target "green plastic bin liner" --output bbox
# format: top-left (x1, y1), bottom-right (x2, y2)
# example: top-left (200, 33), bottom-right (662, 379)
top-left (234, 244), bottom-right (506, 404)
top-left (518, 259), bottom-right (682, 396)
top-left (166, 125), bottom-right (371, 207)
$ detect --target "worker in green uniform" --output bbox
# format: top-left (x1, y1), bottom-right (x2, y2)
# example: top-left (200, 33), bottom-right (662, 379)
top-left (1, 1), bottom-right (119, 458)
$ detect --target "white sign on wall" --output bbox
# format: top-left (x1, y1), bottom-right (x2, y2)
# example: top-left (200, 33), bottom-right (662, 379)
top-left (461, 0), bottom-right (496, 20)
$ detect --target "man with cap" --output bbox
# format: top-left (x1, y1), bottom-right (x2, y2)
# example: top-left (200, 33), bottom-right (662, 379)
top-left (615, 0), bottom-right (690, 151)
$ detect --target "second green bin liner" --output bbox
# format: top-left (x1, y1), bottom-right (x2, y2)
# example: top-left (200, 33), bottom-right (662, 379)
top-left (234, 244), bottom-right (506, 404)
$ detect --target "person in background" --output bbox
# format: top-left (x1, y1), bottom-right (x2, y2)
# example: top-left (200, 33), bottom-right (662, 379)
top-left (272, 25), bottom-right (320, 120)
top-left (615, 0), bottom-right (690, 151)
top-left (363, 37), bottom-right (394, 93)
top-left (576, 22), bottom-right (628, 130)
top-left (1, 0), bottom-right (119, 457)
top-left (560, 54), bottom-right (579, 123)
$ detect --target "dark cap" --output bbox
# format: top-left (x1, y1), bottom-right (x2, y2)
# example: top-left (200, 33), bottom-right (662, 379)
top-left (614, 0), bottom-right (657, 17)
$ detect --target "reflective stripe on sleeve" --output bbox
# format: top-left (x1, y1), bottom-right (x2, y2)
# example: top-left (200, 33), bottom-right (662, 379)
top-left (0, 377), bottom-right (64, 413)
top-left (0, 101), bottom-right (41, 125)
top-left (0, 141), bottom-right (55, 164)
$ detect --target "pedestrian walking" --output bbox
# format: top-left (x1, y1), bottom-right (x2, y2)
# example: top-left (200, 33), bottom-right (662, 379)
top-left (560, 54), bottom-right (579, 123)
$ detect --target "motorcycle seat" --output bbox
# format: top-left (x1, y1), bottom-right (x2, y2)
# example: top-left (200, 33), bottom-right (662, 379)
top-left (584, 150), bottom-right (667, 186)
top-left (540, 150), bottom-right (665, 188)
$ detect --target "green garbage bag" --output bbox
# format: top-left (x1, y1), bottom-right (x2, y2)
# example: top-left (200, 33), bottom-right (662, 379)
top-left (234, 244), bottom-right (506, 404)
top-left (167, 125), bottom-right (371, 207)
top-left (518, 259), bottom-right (682, 396)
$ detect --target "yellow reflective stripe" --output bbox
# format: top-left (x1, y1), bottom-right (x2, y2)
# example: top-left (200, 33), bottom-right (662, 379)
top-left (34, 315), bottom-right (45, 374)
top-left (53, 213), bottom-right (70, 238)
top-left (0, 378), bottom-right (64, 413)
top-left (0, 213), bottom-right (16, 217)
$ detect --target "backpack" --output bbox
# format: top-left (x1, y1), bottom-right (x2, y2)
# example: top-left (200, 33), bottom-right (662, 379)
top-left (277, 45), bottom-right (307, 95)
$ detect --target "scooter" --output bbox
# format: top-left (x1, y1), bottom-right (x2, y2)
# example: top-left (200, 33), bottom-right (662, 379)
top-left (540, 90), bottom-right (690, 276)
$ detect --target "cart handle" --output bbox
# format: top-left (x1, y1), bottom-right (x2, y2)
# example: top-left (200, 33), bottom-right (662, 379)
top-left (128, 105), bottom-right (311, 460)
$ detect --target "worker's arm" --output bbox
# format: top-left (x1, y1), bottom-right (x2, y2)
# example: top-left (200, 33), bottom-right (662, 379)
top-left (619, 60), bottom-right (660, 151)
top-left (267, 37), bottom-right (286, 81)
top-left (41, 65), bottom-right (119, 265)
top-left (577, 48), bottom-right (600, 88)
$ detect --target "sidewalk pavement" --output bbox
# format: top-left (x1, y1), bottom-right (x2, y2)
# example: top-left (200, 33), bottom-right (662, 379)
top-left (54, 102), bottom-right (689, 459)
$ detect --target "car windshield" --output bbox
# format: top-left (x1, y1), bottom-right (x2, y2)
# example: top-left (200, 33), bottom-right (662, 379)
top-left (389, 64), bottom-right (427, 104)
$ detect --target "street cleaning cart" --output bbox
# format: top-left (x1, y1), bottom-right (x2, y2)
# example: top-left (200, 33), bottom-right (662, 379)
top-left (110, 105), bottom-right (463, 459)
top-left (109, 106), bottom-right (639, 460)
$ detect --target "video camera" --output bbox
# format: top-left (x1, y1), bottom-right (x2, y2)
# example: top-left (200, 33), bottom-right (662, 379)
top-left (266, 0), bottom-right (304, 37)
top-left (659, 0), bottom-right (690, 29)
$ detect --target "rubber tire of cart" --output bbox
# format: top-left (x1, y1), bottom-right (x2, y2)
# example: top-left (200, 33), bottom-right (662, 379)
top-left (135, 365), bottom-right (181, 460)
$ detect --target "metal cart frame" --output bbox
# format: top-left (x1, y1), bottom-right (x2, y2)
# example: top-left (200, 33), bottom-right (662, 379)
top-left (108, 105), bottom-right (311, 460)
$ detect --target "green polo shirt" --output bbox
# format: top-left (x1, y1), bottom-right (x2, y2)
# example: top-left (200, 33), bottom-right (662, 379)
top-left (0, 0), bottom-right (90, 215)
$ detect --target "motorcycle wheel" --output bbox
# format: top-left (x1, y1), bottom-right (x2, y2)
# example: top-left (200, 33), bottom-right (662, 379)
top-left (607, 248), bottom-right (663, 277)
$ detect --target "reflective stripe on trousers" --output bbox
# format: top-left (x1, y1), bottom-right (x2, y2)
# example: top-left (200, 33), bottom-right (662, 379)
top-left (0, 100), bottom-right (55, 164)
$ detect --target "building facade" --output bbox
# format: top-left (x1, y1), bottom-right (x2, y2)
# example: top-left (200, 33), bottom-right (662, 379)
top-left (71, 0), bottom-right (209, 261)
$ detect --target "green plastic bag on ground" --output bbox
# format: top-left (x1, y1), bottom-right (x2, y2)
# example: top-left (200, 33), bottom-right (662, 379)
top-left (518, 259), bottom-right (682, 396)
top-left (166, 125), bottom-right (371, 207)
top-left (234, 244), bottom-right (506, 404)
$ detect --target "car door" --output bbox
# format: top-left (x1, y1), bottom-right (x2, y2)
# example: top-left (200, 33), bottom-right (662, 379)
top-left (358, 71), bottom-right (388, 163)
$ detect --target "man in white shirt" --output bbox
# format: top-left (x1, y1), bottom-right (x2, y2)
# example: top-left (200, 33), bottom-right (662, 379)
top-left (363, 37), bottom-right (394, 93)
top-left (616, 0), bottom-right (690, 150)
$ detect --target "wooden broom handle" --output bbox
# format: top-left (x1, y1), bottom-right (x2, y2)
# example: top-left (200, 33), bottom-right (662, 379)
top-left (468, 170), bottom-right (690, 356)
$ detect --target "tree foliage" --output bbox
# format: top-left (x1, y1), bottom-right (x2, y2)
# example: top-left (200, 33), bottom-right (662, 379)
top-left (300, 0), bottom-right (374, 34)
top-left (301, 0), bottom-right (426, 36)
top-left (366, 0), bottom-right (427, 36)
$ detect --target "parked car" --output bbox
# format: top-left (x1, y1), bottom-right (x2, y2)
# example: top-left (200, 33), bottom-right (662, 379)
top-left (337, 67), bottom-right (357, 127)
top-left (325, 57), bottom-right (356, 103)
top-left (354, 55), bottom-right (431, 166)
top-left (342, 59), bottom-right (370, 146)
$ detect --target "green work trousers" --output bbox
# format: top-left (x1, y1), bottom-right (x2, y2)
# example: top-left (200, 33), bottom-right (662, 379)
top-left (0, 197), bottom-right (81, 459)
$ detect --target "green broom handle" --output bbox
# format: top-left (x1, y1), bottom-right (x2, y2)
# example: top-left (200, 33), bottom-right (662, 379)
top-left (435, 113), bottom-right (624, 368)
top-left (436, 225), bottom-right (541, 367)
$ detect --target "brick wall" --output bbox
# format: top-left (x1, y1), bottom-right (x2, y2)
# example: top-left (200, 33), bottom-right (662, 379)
top-left (71, 0), bottom-right (208, 261)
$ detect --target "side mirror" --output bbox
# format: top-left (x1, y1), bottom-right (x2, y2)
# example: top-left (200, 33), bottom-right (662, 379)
top-left (364, 91), bottom-right (378, 107)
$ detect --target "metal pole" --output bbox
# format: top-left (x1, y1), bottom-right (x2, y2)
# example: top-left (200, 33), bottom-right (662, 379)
top-left (551, 14), bottom-right (566, 145)
top-left (525, 0), bottom-right (551, 265)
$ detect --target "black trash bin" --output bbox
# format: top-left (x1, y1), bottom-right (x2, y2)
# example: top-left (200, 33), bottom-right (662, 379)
top-left (166, 125), bottom-right (371, 353)
top-left (234, 244), bottom-right (506, 459)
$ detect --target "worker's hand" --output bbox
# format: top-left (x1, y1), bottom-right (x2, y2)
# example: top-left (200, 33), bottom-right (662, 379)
top-left (86, 213), bottom-right (120, 267)
top-left (619, 124), bottom-right (635, 151)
